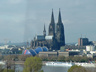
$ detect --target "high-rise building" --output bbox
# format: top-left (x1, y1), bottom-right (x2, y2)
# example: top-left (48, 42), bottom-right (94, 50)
top-left (78, 38), bottom-right (89, 46)
top-left (31, 9), bottom-right (65, 50)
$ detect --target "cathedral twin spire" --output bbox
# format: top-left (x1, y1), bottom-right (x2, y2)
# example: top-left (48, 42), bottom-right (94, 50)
top-left (58, 8), bottom-right (62, 23)
top-left (51, 8), bottom-right (62, 24)
top-left (49, 9), bottom-right (65, 46)
top-left (48, 9), bottom-right (55, 36)
top-left (51, 9), bottom-right (55, 24)
top-left (48, 9), bottom-right (63, 36)
top-left (44, 9), bottom-right (65, 49)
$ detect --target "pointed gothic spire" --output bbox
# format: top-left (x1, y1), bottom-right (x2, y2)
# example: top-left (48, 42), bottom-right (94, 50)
top-left (44, 24), bottom-right (46, 32)
top-left (58, 8), bottom-right (62, 23)
top-left (49, 9), bottom-right (55, 36)
top-left (43, 24), bottom-right (46, 36)
top-left (51, 9), bottom-right (55, 23)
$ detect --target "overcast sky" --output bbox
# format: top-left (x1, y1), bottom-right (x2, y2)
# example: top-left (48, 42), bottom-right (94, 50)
top-left (0, 0), bottom-right (96, 43)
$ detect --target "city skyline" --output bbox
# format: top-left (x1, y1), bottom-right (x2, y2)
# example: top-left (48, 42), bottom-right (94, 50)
top-left (0, 0), bottom-right (96, 43)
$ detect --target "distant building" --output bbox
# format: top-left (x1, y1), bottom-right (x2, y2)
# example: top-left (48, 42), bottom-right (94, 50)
top-left (22, 47), bottom-right (48, 56)
top-left (60, 45), bottom-right (86, 51)
top-left (58, 52), bottom-right (69, 57)
top-left (39, 52), bottom-right (58, 57)
top-left (91, 41), bottom-right (96, 46)
top-left (31, 9), bottom-right (65, 50)
top-left (39, 50), bottom-right (80, 57)
top-left (78, 38), bottom-right (89, 46)
top-left (87, 54), bottom-right (93, 58)
top-left (86, 45), bottom-right (95, 51)
top-left (39, 51), bottom-right (69, 57)
top-left (68, 50), bottom-right (80, 56)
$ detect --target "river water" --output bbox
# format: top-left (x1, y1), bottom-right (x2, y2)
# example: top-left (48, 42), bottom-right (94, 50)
top-left (15, 64), bottom-right (70, 72)
top-left (42, 66), bottom-right (70, 72)
top-left (14, 64), bottom-right (96, 72)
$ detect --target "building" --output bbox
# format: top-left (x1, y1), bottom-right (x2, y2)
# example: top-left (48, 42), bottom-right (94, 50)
top-left (39, 52), bottom-right (57, 57)
top-left (39, 50), bottom-right (81, 57)
top-left (31, 9), bottom-right (65, 50)
top-left (39, 51), bottom-right (69, 57)
top-left (86, 45), bottom-right (95, 51)
top-left (68, 50), bottom-right (80, 56)
top-left (78, 38), bottom-right (89, 46)
top-left (58, 52), bottom-right (69, 57)
top-left (22, 47), bottom-right (48, 56)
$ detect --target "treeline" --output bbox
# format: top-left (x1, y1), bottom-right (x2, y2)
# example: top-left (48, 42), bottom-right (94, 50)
top-left (0, 55), bottom-right (96, 62)
top-left (68, 65), bottom-right (96, 72)
top-left (40, 56), bottom-right (96, 62)
top-left (0, 55), bottom-right (31, 61)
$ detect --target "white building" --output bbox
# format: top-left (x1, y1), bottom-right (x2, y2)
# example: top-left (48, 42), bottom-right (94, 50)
top-left (0, 45), bottom-right (9, 49)
top-left (86, 45), bottom-right (95, 51)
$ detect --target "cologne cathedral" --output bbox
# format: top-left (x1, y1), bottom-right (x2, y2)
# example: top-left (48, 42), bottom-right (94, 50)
top-left (31, 9), bottom-right (65, 50)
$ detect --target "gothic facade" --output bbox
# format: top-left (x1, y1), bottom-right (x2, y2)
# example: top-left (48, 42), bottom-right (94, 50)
top-left (31, 9), bottom-right (65, 50)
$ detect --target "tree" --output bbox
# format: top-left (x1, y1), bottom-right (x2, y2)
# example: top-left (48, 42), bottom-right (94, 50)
top-left (3, 69), bottom-right (15, 72)
top-left (0, 65), bottom-right (4, 72)
top-left (18, 55), bottom-right (31, 61)
top-left (0, 65), bottom-right (15, 72)
top-left (23, 56), bottom-right (43, 72)
top-left (68, 65), bottom-right (87, 72)
top-left (57, 56), bottom-right (65, 62)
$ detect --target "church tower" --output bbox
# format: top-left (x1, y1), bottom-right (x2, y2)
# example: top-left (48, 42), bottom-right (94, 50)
top-left (48, 9), bottom-right (55, 36)
top-left (56, 9), bottom-right (65, 48)
top-left (43, 24), bottom-right (46, 36)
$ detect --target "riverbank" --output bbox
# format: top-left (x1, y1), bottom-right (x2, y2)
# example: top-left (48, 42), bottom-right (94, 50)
top-left (1, 61), bottom-right (96, 72)
top-left (14, 61), bottom-right (24, 64)
top-left (7, 61), bottom-right (96, 68)
top-left (14, 61), bottom-right (48, 65)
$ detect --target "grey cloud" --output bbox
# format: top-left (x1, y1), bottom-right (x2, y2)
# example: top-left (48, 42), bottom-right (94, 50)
top-left (0, 0), bottom-right (96, 43)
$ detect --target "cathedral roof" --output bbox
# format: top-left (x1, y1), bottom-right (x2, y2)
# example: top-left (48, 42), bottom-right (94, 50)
top-left (45, 35), bottom-right (53, 40)
top-left (35, 35), bottom-right (45, 40)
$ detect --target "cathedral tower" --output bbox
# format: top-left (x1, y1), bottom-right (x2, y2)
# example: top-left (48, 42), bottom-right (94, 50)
top-left (48, 9), bottom-right (55, 36)
top-left (56, 9), bottom-right (65, 48)
top-left (43, 24), bottom-right (46, 36)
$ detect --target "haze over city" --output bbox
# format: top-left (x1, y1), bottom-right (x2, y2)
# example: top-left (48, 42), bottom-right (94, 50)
top-left (0, 0), bottom-right (96, 43)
